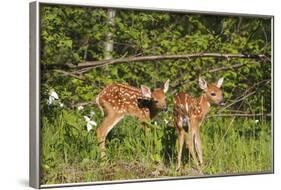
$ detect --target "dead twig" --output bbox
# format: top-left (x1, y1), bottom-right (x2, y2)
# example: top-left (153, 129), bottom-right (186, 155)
top-left (208, 113), bottom-right (271, 118)
top-left (54, 69), bottom-right (85, 80)
top-left (218, 91), bottom-right (256, 113)
top-left (44, 53), bottom-right (269, 71)
top-left (70, 100), bottom-right (96, 108)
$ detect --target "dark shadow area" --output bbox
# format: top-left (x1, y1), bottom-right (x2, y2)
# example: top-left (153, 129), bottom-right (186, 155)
top-left (161, 124), bottom-right (177, 165)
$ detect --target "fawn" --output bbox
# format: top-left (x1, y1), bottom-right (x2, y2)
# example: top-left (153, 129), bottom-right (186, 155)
top-left (173, 77), bottom-right (224, 170)
top-left (96, 80), bottom-right (170, 157)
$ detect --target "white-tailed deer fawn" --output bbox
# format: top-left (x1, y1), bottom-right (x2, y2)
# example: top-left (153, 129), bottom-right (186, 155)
top-left (173, 77), bottom-right (224, 170)
top-left (96, 80), bottom-right (170, 157)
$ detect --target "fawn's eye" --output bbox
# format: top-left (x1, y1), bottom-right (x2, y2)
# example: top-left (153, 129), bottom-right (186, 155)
top-left (211, 92), bottom-right (216, 96)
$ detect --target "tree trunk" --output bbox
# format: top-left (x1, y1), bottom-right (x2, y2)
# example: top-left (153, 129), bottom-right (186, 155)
top-left (104, 9), bottom-right (116, 60)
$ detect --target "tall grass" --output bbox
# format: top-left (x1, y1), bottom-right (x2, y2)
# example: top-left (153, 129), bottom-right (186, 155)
top-left (40, 108), bottom-right (272, 184)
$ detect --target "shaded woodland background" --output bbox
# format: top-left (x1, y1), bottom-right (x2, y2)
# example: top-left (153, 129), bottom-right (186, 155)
top-left (39, 4), bottom-right (272, 184)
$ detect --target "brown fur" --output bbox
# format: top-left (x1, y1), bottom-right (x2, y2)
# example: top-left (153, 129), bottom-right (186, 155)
top-left (173, 78), bottom-right (224, 170)
top-left (96, 81), bottom-right (169, 158)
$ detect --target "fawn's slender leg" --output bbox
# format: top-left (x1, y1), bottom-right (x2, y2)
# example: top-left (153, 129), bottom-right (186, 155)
top-left (195, 127), bottom-right (203, 166)
top-left (175, 117), bottom-right (184, 170)
top-left (187, 118), bottom-right (200, 167)
top-left (96, 113), bottom-right (124, 158)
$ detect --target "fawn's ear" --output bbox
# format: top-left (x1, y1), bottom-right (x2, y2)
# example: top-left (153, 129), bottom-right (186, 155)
top-left (216, 77), bottom-right (224, 88)
top-left (163, 79), bottom-right (170, 93)
top-left (199, 77), bottom-right (208, 91)
top-left (141, 85), bottom-right (152, 98)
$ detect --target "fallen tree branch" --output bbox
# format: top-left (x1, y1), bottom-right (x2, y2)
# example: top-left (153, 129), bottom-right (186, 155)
top-left (44, 53), bottom-right (269, 70)
top-left (208, 113), bottom-right (271, 118)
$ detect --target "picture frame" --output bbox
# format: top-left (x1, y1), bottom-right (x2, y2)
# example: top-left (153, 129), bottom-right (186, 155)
top-left (30, 1), bottom-right (274, 188)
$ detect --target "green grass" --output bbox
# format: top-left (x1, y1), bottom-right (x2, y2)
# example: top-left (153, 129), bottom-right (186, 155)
top-left (40, 108), bottom-right (272, 184)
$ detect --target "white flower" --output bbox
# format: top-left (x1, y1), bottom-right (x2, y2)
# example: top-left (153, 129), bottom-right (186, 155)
top-left (164, 119), bottom-right (169, 125)
top-left (90, 111), bottom-right (95, 117)
top-left (47, 96), bottom-right (55, 105)
top-left (59, 103), bottom-right (64, 108)
top-left (77, 106), bottom-right (84, 111)
top-left (86, 123), bottom-right (93, 132)
top-left (47, 90), bottom-right (59, 105)
top-left (84, 116), bottom-right (91, 122)
top-left (83, 116), bottom-right (97, 132)
top-left (49, 90), bottom-right (59, 99)
top-left (255, 120), bottom-right (259, 123)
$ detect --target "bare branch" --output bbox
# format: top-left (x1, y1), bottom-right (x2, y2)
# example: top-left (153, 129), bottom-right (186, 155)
top-left (218, 91), bottom-right (256, 113)
top-left (44, 53), bottom-right (269, 71)
top-left (216, 79), bottom-right (270, 113)
top-left (70, 100), bottom-right (96, 108)
top-left (207, 62), bottom-right (248, 73)
top-left (54, 69), bottom-right (85, 80)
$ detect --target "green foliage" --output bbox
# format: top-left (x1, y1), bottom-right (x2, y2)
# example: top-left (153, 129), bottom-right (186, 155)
top-left (41, 110), bottom-right (272, 184)
top-left (40, 4), bottom-right (272, 184)
top-left (40, 5), bottom-right (271, 113)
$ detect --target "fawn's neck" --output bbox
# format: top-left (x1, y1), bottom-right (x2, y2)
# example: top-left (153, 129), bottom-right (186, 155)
top-left (199, 94), bottom-right (211, 116)
top-left (147, 105), bottom-right (159, 119)
top-left (137, 98), bottom-right (159, 119)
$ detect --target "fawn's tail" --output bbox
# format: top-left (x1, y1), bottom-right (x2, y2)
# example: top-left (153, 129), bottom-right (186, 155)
top-left (95, 94), bottom-right (104, 116)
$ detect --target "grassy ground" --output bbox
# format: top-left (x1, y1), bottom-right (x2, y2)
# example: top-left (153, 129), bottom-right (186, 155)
top-left (40, 108), bottom-right (272, 184)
